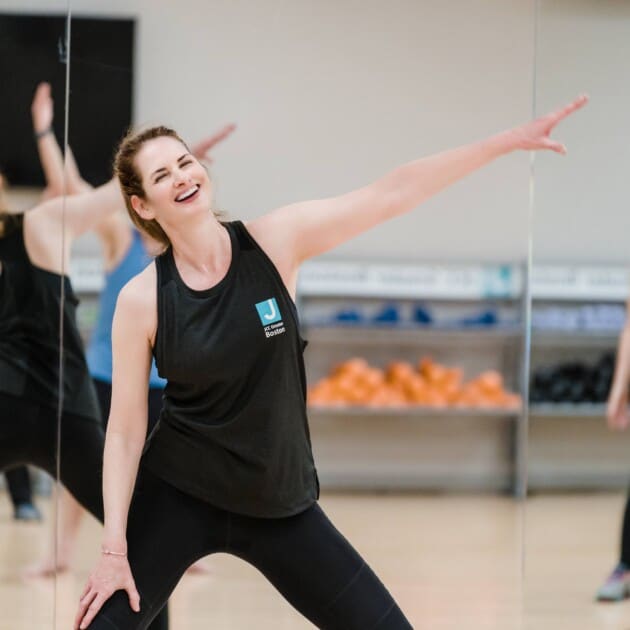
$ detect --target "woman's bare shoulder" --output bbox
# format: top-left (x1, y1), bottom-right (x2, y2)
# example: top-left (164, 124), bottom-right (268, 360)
top-left (116, 262), bottom-right (157, 318)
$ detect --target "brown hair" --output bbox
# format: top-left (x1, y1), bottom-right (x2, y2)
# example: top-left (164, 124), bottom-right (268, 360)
top-left (113, 126), bottom-right (189, 250)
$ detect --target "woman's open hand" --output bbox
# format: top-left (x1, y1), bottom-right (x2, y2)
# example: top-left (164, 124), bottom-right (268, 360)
top-left (74, 553), bottom-right (140, 629)
top-left (510, 94), bottom-right (589, 154)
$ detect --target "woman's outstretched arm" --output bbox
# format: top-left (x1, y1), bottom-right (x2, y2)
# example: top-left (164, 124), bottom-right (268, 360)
top-left (252, 95), bottom-right (588, 276)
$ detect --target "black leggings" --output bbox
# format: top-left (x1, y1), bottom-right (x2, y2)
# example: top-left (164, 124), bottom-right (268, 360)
top-left (90, 467), bottom-right (412, 630)
top-left (0, 391), bottom-right (168, 630)
top-left (0, 392), bottom-right (105, 520)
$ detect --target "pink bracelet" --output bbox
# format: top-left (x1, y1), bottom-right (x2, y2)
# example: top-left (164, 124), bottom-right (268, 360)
top-left (102, 548), bottom-right (127, 557)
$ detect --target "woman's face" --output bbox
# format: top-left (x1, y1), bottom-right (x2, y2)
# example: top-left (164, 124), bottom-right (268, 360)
top-left (132, 136), bottom-right (212, 225)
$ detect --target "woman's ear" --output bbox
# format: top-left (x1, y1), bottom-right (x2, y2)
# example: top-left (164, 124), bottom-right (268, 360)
top-left (131, 194), bottom-right (155, 220)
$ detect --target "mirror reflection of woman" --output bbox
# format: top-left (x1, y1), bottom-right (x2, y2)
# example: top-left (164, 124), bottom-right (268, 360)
top-left (0, 83), bottom-right (169, 630)
top-left (0, 82), bottom-right (71, 524)
top-left (0, 113), bottom-right (118, 543)
top-left (0, 171), bottom-right (40, 523)
top-left (74, 96), bottom-right (587, 630)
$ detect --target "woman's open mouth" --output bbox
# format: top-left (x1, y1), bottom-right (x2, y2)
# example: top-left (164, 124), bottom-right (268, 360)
top-left (175, 184), bottom-right (200, 203)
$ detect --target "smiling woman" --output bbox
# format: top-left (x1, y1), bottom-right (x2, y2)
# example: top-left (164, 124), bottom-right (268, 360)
top-left (114, 126), bottom-right (233, 254)
top-left (73, 90), bottom-right (586, 628)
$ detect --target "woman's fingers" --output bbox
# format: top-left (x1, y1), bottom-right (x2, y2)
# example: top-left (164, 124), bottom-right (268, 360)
top-left (541, 137), bottom-right (567, 154)
top-left (74, 557), bottom-right (139, 626)
top-left (79, 580), bottom-right (92, 600)
top-left (74, 588), bottom-right (97, 629)
top-left (75, 584), bottom-right (138, 628)
top-left (126, 582), bottom-right (141, 613)
top-left (550, 94), bottom-right (589, 126)
top-left (78, 592), bottom-right (109, 629)
top-left (515, 94), bottom-right (587, 152)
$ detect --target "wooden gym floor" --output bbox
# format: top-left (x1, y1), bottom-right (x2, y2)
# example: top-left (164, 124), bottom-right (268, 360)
top-left (1, 491), bottom-right (629, 629)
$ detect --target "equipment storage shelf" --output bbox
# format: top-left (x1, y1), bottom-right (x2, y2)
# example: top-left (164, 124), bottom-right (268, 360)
top-left (308, 406), bottom-right (522, 419)
top-left (297, 260), bottom-right (527, 495)
top-left (529, 403), bottom-right (607, 419)
top-left (528, 264), bottom-right (630, 490)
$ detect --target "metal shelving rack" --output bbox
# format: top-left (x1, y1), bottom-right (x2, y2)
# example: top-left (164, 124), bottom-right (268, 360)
top-left (527, 264), bottom-right (630, 489)
top-left (297, 259), bottom-right (528, 495)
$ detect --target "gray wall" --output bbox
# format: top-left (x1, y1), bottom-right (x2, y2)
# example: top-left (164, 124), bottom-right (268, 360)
top-left (6, 1), bottom-right (627, 264)
top-left (66, 0), bottom-right (535, 262)
top-left (534, 0), bottom-right (630, 264)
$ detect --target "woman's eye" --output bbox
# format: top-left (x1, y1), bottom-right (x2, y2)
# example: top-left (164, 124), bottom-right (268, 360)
top-left (181, 160), bottom-right (193, 167)
top-left (155, 173), bottom-right (167, 183)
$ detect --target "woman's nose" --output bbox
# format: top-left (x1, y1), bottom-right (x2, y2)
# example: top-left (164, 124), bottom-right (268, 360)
top-left (173, 169), bottom-right (188, 186)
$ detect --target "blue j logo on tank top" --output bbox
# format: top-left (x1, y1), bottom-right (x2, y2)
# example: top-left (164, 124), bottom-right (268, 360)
top-left (255, 298), bottom-right (286, 338)
top-left (256, 298), bottom-right (281, 324)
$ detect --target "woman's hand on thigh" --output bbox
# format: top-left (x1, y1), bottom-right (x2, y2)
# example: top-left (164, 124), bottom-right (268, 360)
top-left (74, 554), bottom-right (140, 629)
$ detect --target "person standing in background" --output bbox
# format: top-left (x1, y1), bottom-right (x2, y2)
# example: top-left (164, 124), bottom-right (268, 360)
top-left (596, 299), bottom-right (630, 601)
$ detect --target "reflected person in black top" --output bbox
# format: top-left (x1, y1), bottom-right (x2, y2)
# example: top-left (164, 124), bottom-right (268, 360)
top-left (0, 85), bottom-right (169, 630)
top-left (77, 96), bottom-right (587, 630)
top-left (0, 82), bottom-right (89, 523)
top-left (0, 170), bottom-right (40, 522)
top-left (596, 301), bottom-right (630, 600)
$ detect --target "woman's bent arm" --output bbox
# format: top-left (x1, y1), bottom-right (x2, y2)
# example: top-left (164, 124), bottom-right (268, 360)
top-left (75, 267), bottom-right (157, 629)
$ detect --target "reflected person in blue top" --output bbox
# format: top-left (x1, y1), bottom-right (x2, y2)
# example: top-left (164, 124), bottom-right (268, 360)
top-left (88, 227), bottom-right (167, 431)
top-left (88, 124), bottom-right (235, 434)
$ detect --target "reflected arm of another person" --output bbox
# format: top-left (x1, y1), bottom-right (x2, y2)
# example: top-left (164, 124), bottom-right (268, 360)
top-left (32, 82), bottom-right (93, 199)
top-left (607, 299), bottom-right (630, 430)
top-left (93, 212), bottom-right (134, 272)
top-left (248, 96), bottom-right (588, 295)
top-left (75, 267), bottom-right (155, 630)
top-left (23, 178), bottom-right (125, 271)
top-left (65, 144), bottom-right (129, 271)
top-left (190, 123), bottom-right (237, 165)
top-left (31, 82), bottom-right (65, 199)
top-left (64, 146), bottom-right (94, 195)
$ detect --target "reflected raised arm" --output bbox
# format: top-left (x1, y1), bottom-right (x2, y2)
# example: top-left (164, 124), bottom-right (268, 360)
top-left (190, 123), bottom-right (236, 165)
top-left (31, 82), bottom-right (65, 199)
top-left (32, 81), bottom-right (95, 199)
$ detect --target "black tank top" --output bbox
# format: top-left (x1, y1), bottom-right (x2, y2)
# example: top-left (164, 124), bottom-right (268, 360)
top-left (0, 213), bottom-right (100, 421)
top-left (143, 220), bottom-right (319, 518)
